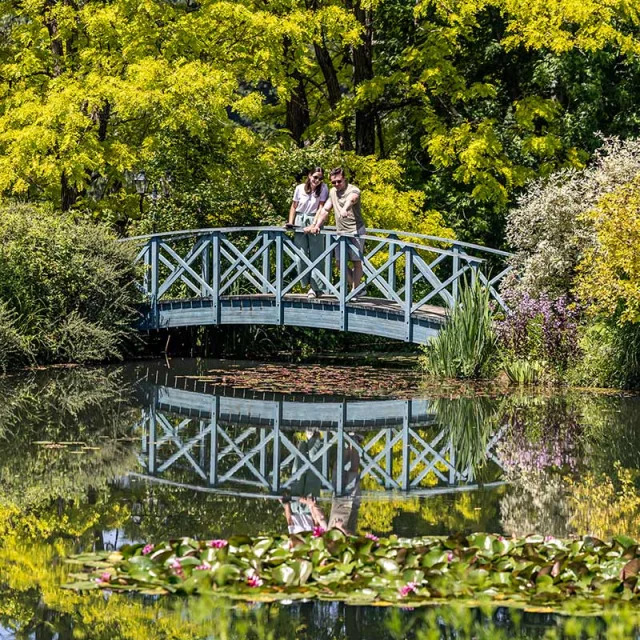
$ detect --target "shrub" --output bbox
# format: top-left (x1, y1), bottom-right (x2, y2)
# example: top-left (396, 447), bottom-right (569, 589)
top-left (419, 278), bottom-right (498, 379)
top-left (568, 321), bottom-right (640, 389)
top-left (505, 137), bottom-right (640, 298)
top-left (575, 176), bottom-right (640, 324)
top-left (0, 299), bottom-right (31, 372)
top-left (0, 204), bottom-right (138, 369)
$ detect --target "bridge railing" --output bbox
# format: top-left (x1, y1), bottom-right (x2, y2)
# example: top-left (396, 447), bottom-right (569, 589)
top-left (129, 227), bottom-right (511, 325)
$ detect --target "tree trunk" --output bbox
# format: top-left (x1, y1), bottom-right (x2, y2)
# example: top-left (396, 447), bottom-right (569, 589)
top-left (286, 72), bottom-right (310, 146)
top-left (314, 37), bottom-right (353, 151)
top-left (348, 0), bottom-right (376, 155)
top-left (61, 170), bottom-right (78, 211)
top-left (284, 37), bottom-right (310, 147)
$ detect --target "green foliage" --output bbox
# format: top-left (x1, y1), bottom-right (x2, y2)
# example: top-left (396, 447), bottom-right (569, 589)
top-left (569, 321), bottom-right (640, 390)
top-left (420, 278), bottom-right (498, 379)
top-left (2, 0), bottom-right (640, 248)
top-left (0, 300), bottom-right (30, 373)
top-left (503, 359), bottom-right (544, 385)
top-left (431, 396), bottom-right (501, 477)
top-left (576, 177), bottom-right (640, 325)
top-left (0, 204), bottom-right (138, 368)
top-left (67, 531), bottom-right (640, 614)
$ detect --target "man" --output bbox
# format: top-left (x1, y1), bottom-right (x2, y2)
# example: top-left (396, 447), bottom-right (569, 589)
top-left (305, 167), bottom-right (366, 295)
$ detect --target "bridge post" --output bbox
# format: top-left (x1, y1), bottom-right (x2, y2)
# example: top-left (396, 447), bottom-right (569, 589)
top-left (385, 429), bottom-right (393, 489)
top-left (339, 237), bottom-right (347, 331)
top-left (148, 386), bottom-right (158, 475)
top-left (200, 238), bottom-right (210, 298)
top-left (401, 400), bottom-right (411, 490)
top-left (212, 232), bottom-right (220, 325)
top-left (404, 247), bottom-right (413, 342)
top-left (452, 244), bottom-right (460, 305)
top-left (150, 236), bottom-right (160, 329)
top-left (388, 234), bottom-right (397, 294)
top-left (336, 403), bottom-right (345, 495)
top-left (324, 233), bottom-right (332, 284)
top-left (275, 232), bottom-right (283, 325)
top-left (261, 232), bottom-right (270, 294)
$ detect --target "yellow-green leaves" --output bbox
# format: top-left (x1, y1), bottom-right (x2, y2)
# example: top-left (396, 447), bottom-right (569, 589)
top-left (576, 176), bottom-right (640, 325)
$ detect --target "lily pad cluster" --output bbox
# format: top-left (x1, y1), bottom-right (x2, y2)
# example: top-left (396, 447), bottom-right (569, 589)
top-left (65, 531), bottom-right (640, 611)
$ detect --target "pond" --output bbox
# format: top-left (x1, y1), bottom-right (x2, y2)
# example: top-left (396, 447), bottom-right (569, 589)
top-left (1, 359), bottom-right (640, 639)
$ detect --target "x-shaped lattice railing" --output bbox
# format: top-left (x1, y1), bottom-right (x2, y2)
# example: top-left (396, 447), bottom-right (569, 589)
top-left (130, 227), bottom-right (513, 332)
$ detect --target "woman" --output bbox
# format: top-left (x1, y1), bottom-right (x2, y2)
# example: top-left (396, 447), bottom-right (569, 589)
top-left (285, 167), bottom-right (329, 299)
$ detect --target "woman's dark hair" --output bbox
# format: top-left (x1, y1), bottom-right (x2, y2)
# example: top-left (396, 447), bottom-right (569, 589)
top-left (304, 166), bottom-right (324, 196)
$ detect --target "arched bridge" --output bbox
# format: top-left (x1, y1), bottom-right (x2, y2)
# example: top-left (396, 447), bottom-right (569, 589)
top-left (130, 227), bottom-right (511, 344)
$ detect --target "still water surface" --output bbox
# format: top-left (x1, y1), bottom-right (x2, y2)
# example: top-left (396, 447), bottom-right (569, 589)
top-left (1, 360), bottom-right (640, 639)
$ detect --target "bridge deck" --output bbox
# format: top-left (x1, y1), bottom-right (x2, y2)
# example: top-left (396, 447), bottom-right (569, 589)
top-left (144, 294), bottom-right (448, 344)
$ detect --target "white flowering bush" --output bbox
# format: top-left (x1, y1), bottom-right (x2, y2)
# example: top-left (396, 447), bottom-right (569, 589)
top-left (506, 137), bottom-right (640, 297)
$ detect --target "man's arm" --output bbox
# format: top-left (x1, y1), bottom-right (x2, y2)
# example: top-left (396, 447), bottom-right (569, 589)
top-left (306, 200), bottom-right (332, 234)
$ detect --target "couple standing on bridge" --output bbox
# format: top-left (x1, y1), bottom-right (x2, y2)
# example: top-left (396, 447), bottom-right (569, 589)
top-left (285, 167), bottom-right (366, 300)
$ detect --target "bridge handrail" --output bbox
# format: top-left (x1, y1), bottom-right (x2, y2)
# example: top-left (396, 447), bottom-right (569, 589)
top-left (124, 226), bottom-right (509, 262)
top-left (364, 228), bottom-right (513, 258)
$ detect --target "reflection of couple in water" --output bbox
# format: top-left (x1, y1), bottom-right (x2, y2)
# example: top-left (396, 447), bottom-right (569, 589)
top-left (281, 431), bottom-right (361, 535)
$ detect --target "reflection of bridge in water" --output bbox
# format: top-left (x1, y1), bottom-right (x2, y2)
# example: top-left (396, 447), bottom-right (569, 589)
top-left (134, 382), bottom-right (505, 498)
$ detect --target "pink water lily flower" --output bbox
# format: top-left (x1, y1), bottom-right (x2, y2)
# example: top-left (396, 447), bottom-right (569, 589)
top-left (142, 543), bottom-right (154, 555)
top-left (399, 582), bottom-right (417, 597)
top-left (207, 539), bottom-right (228, 549)
top-left (312, 526), bottom-right (326, 537)
top-left (195, 562), bottom-right (212, 570)
top-left (365, 533), bottom-right (379, 542)
top-left (247, 574), bottom-right (264, 587)
top-left (170, 559), bottom-right (185, 578)
top-left (99, 572), bottom-right (111, 583)
top-left (447, 552), bottom-right (454, 562)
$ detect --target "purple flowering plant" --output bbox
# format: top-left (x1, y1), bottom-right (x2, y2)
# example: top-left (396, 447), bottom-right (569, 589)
top-left (496, 291), bottom-right (580, 379)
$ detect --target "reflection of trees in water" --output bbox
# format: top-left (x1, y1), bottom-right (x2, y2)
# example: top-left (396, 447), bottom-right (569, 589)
top-left (0, 368), bottom-right (137, 544)
top-left (498, 395), bottom-right (582, 538)
top-left (497, 393), bottom-right (640, 538)
top-left (123, 481), bottom-right (284, 540)
top-left (500, 470), bottom-right (572, 538)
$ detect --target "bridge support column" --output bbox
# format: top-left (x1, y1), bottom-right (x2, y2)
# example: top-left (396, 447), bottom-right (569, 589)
top-left (150, 237), bottom-right (159, 329)
top-left (404, 248), bottom-right (413, 342)
top-left (271, 402), bottom-right (282, 492)
top-left (339, 237), bottom-right (347, 331)
top-left (212, 233), bottom-right (220, 324)
top-left (401, 400), bottom-right (411, 490)
top-left (275, 232), bottom-right (283, 325)
top-left (452, 244), bottom-right (460, 305)
top-left (261, 233), bottom-right (270, 294)
top-left (336, 403), bottom-right (345, 495)
top-left (388, 234), bottom-right (397, 293)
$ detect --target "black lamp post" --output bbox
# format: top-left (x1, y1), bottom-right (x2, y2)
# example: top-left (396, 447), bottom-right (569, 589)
top-left (134, 170), bottom-right (148, 216)
top-left (134, 170), bottom-right (162, 233)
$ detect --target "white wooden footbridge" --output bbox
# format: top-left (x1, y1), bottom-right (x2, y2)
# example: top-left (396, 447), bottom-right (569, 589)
top-left (130, 227), bottom-right (511, 343)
